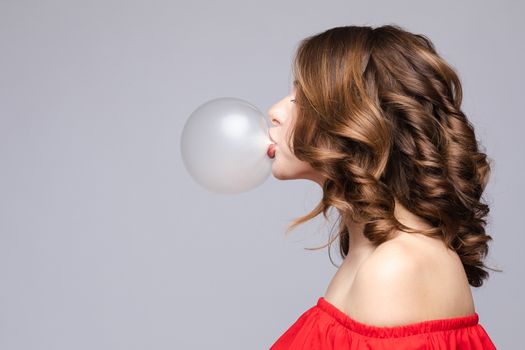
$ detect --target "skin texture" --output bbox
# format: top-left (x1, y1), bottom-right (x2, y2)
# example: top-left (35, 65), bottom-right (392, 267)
top-left (267, 86), bottom-right (325, 185)
top-left (266, 86), bottom-right (476, 326)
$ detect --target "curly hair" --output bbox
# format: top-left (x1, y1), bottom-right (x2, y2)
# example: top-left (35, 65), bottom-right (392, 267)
top-left (285, 24), bottom-right (501, 287)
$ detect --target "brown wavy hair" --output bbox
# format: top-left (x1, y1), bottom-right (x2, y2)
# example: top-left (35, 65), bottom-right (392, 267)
top-left (285, 24), bottom-right (501, 287)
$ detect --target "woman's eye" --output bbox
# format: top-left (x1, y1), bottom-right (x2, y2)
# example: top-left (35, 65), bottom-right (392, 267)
top-left (290, 99), bottom-right (296, 103)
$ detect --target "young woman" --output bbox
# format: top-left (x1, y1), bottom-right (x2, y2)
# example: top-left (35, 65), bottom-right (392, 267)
top-left (267, 24), bottom-right (498, 349)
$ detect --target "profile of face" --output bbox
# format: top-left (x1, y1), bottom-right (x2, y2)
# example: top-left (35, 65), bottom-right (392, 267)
top-left (267, 85), bottom-right (325, 186)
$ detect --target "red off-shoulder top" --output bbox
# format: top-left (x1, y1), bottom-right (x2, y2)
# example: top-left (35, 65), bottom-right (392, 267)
top-left (270, 297), bottom-right (496, 349)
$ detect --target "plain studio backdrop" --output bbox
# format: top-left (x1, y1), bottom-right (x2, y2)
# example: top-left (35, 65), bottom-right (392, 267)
top-left (0, 0), bottom-right (523, 349)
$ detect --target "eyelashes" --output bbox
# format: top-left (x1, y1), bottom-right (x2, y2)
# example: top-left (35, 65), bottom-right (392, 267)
top-left (290, 99), bottom-right (296, 103)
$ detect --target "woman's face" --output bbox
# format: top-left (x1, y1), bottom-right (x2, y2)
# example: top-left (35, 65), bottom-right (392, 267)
top-left (267, 85), bottom-right (325, 187)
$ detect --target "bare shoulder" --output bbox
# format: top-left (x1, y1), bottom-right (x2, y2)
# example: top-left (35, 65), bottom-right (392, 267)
top-left (345, 234), bottom-right (475, 327)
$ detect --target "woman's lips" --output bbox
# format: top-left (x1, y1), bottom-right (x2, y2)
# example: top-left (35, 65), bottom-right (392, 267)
top-left (267, 144), bottom-right (276, 158)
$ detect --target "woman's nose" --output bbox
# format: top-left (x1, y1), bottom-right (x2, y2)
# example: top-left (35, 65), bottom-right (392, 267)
top-left (267, 107), bottom-right (281, 126)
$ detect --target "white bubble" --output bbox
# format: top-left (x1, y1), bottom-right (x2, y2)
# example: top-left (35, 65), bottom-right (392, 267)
top-left (180, 97), bottom-right (274, 194)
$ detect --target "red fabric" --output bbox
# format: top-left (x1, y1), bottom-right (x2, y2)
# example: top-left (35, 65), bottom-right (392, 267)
top-left (270, 297), bottom-right (496, 349)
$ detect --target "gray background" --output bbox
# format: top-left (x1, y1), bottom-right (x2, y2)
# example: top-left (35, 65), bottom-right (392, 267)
top-left (0, 0), bottom-right (522, 349)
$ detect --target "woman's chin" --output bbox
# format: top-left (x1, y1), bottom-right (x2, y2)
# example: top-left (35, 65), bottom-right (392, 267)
top-left (270, 162), bottom-right (294, 180)
top-left (271, 168), bottom-right (290, 180)
top-left (270, 160), bottom-right (325, 185)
